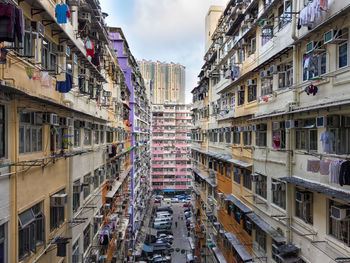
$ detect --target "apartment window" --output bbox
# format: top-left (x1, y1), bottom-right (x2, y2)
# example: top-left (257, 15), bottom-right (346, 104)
top-left (262, 27), bottom-right (273, 45)
top-left (278, 1), bottom-right (292, 30)
top-left (243, 217), bottom-right (252, 235)
top-left (233, 130), bottom-right (241, 144)
top-left (255, 227), bottom-right (267, 252)
top-left (234, 170), bottom-right (241, 184)
top-left (94, 130), bottom-right (99, 144)
top-left (295, 189), bottom-right (313, 224)
top-left (238, 49), bottom-right (245, 63)
top-left (0, 106), bottom-right (4, 158)
top-left (303, 53), bottom-right (327, 81)
top-left (21, 19), bottom-right (39, 59)
top-left (225, 165), bottom-right (231, 179)
top-left (100, 130), bottom-right (105, 144)
top-left (74, 122), bottom-right (80, 147)
top-left (219, 132), bottom-right (224, 143)
top-left (248, 37), bottom-right (256, 56)
top-left (0, 224), bottom-right (6, 263)
top-left (42, 38), bottom-right (57, 70)
top-left (329, 200), bottom-right (350, 247)
top-left (243, 131), bottom-right (252, 146)
top-left (247, 84), bottom-right (257, 102)
top-left (83, 174), bottom-right (91, 199)
top-left (84, 129), bottom-right (91, 145)
top-left (213, 131), bottom-right (218, 142)
top-left (50, 190), bottom-right (65, 231)
top-left (255, 174), bottom-right (267, 199)
top-left (238, 88), bottom-right (245, 105)
top-left (19, 111), bottom-right (43, 154)
top-left (261, 77), bottom-right (273, 96)
top-left (243, 170), bottom-right (252, 190)
top-left (278, 64), bottom-right (293, 89)
top-left (55, 127), bottom-right (65, 150)
top-left (272, 179), bottom-right (286, 209)
top-left (255, 124), bottom-right (267, 147)
top-left (339, 42), bottom-right (348, 68)
top-left (83, 225), bottom-right (91, 252)
top-left (225, 130), bottom-right (231, 143)
top-left (73, 179), bottom-right (81, 213)
top-left (295, 119), bottom-right (317, 151)
top-left (272, 122), bottom-right (286, 149)
top-left (18, 203), bottom-right (45, 260)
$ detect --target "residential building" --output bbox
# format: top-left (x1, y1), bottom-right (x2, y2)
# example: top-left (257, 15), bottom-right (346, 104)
top-left (205, 5), bottom-right (225, 53)
top-left (110, 27), bottom-right (152, 259)
top-left (192, 0), bottom-right (350, 263)
top-left (151, 104), bottom-right (192, 195)
top-left (138, 60), bottom-right (186, 104)
top-left (0, 0), bottom-right (150, 262)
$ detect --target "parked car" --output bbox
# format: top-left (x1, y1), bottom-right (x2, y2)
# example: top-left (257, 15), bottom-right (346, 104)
top-left (157, 230), bottom-right (173, 236)
top-left (183, 202), bottom-right (191, 207)
top-left (177, 195), bottom-right (187, 200)
top-left (149, 255), bottom-right (171, 263)
top-left (154, 217), bottom-right (172, 224)
top-left (151, 243), bottom-right (171, 248)
top-left (154, 199), bottom-right (161, 204)
top-left (157, 207), bottom-right (173, 214)
top-left (155, 195), bottom-right (164, 200)
top-left (184, 208), bottom-right (191, 213)
top-left (158, 234), bottom-right (174, 240)
top-left (156, 238), bottom-right (172, 245)
top-left (156, 212), bottom-right (172, 217)
top-left (171, 198), bottom-right (178, 203)
top-left (153, 222), bottom-right (171, 229)
top-left (184, 211), bottom-right (191, 218)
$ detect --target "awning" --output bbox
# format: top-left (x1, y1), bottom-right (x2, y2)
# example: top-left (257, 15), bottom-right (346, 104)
top-left (191, 147), bottom-right (252, 168)
top-left (224, 232), bottom-right (252, 262)
top-left (225, 194), bottom-right (252, 214)
top-left (280, 176), bottom-right (350, 203)
top-left (246, 213), bottom-right (286, 243)
top-left (105, 181), bottom-right (122, 199)
top-left (142, 244), bottom-right (153, 253)
top-left (212, 246), bottom-right (228, 263)
top-left (192, 168), bottom-right (217, 187)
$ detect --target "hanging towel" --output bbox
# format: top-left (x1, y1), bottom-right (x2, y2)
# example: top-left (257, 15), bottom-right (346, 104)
top-left (320, 131), bottom-right (335, 153)
top-left (307, 159), bottom-right (320, 173)
top-left (320, 159), bottom-right (331, 175)
top-left (41, 71), bottom-right (52, 88)
top-left (0, 4), bottom-right (15, 42)
top-left (319, 0), bottom-right (328, 11)
top-left (56, 72), bottom-right (72, 93)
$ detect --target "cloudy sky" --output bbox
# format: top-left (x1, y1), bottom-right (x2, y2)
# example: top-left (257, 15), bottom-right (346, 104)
top-left (100, 0), bottom-right (227, 103)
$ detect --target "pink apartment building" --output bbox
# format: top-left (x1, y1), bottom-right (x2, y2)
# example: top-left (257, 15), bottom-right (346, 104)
top-left (151, 104), bottom-right (192, 195)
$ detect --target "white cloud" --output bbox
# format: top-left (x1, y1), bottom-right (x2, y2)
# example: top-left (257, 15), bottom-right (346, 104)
top-left (101, 0), bottom-right (227, 103)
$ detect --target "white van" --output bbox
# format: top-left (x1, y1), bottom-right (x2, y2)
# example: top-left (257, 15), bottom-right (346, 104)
top-left (156, 212), bottom-right (172, 217)
top-left (154, 217), bottom-right (172, 223)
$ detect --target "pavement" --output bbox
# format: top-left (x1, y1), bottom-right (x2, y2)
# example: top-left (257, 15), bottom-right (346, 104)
top-left (169, 202), bottom-right (192, 263)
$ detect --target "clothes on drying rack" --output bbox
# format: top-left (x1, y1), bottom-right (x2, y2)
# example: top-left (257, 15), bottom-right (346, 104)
top-left (307, 159), bottom-right (320, 173)
top-left (298, 0), bottom-right (329, 29)
top-left (339, 160), bottom-right (350, 186)
top-left (320, 131), bottom-right (335, 153)
top-left (0, 3), bottom-right (24, 43)
top-left (320, 159), bottom-right (331, 175)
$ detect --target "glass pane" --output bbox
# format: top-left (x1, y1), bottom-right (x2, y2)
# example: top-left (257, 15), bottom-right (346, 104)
top-left (38, 128), bottom-right (42, 151)
top-left (339, 43), bottom-right (348, 68)
top-left (19, 209), bottom-right (35, 227)
top-left (19, 126), bottom-right (24, 153)
top-left (32, 129), bottom-right (37, 152)
top-left (25, 127), bottom-right (31, 153)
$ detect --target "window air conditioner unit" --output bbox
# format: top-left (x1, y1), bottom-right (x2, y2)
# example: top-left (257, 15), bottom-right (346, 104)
top-left (50, 194), bottom-right (68, 207)
top-left (94, 214), bottom-right (104, 224)
top-left (260, 70), bottom-right (266, 79)
top-left (271, 182), bottom-right (281, 191)
top-left (270, 65), bottom-right (277, 74)
top-left (45, 113), bottom-right (59, 126)
top-left (285, 120), bottom-right (295, 129)
top-left (296, 191), bottom-right (311, 203)
top-left (330, 206), bottom-right (350, 221)
top-left (251, 173), bottom-right (259, 182)
top-left (272, 122), bottom-right (280, 130)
